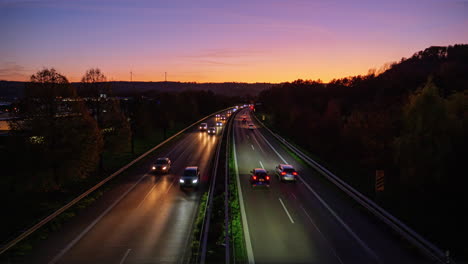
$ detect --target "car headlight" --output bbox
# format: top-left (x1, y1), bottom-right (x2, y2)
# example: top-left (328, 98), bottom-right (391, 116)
top-left (152, 166), bottom-right (156, 170)
top-left (179, 179), bottom-right (185, 183)
top-left (192, 179), bottom-right (198, 184)
top-left (162, 166), bottom-right (167, 170)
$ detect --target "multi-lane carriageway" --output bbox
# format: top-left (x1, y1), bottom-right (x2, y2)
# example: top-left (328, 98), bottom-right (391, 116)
top-left (15, 108), bottom-right (434, 264)
top-left (232, 108), bottom-right (430, 264)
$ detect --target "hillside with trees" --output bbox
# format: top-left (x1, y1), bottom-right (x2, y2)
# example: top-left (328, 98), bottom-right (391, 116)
top-left (256, 44), bottom-right (468, 259)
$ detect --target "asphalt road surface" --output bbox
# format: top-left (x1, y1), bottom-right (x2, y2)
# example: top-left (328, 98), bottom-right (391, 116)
top-left (233, 108), bottom-right (432, 264)
top-left (16, 112), bottom-right (229, 264)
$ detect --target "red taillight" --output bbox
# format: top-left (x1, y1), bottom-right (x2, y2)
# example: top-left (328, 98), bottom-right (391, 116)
top-left (253, 176), bottom-right (257, 180)
top-left (281, 172), bottom-right (286, 176)
top-left (292, 172), bottom-right (298, 175)
top-left (266, 176), bottom-right (270, 180)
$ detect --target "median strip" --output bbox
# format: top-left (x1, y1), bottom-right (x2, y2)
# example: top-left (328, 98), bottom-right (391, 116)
top-left (233, 134), bottom-right (255, 264)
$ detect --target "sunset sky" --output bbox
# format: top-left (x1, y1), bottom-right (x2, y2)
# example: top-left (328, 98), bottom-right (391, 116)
top-left (1, 0), bottom-right (467, 83)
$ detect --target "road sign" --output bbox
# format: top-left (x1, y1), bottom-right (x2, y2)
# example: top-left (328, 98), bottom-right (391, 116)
top-left (375, 170), bottom-right (384, 192)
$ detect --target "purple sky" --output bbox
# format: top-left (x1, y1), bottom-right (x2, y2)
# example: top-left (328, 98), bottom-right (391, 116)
top-left (1, 0), bottom-right (467, 82)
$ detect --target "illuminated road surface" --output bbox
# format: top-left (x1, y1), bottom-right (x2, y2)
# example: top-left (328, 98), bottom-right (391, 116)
top-left (233, 109), bottom-right (430, 264)
top-left (20, 114), bottom-right (225, 264)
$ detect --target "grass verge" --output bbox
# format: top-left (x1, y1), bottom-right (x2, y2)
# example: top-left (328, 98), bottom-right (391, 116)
top-left (190, 191), bottom-right (209, 260)
top-left (228, 133), bottom-right (247, 263)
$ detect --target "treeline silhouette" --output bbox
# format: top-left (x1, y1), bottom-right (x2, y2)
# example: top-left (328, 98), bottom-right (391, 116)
top-left (256, 44), bottom-right (467, 259)
top-left (0, 80), bottom-right (273, 99)
top-left (0, 68), bottom-right (240, 245)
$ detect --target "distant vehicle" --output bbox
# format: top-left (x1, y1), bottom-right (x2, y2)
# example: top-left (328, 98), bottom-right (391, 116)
top-left (151, 157), bottom-right (171, 174)
top-left (220, 115), bottom-right (226, 121)
top-left (207, 127), bottom-right (216, 135)
top-left (215, 114), bottom-right (220, 118)
top-left (216, 121), bottom-right (223, 126)
top-left (275, 164), bottom-right (298, 182)
top-left (242, 117), bottom-right (247, 123)
top-left (250, 168), bottom-right (270, 188)
top-left (199, 123), bottom-right (208, 131)
top-left (180, 166), bottom-right (200, 189)
top-left (248, 124), bottom-right (254, 130)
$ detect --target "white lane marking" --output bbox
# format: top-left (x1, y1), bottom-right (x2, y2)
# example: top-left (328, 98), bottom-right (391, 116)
top-left (255, 130), bottom-right (288, 164)
top-left (278, 198), bottom-right (295, 224)
top-left (164, 178), bottom-right (176, 195)
top-left (48, 175), bottom-right (148, 264)
top-left (233, 133), bottom-right (255, 264)
top-left (257, 129), bottom-right (381, 263)
top-left (251, 144), bottom-right (255, 151)
top-left (259, 160), bottom-right (264, 169)
top-left (301, 206), bottom-right (344, 264)
top-left (291, 193), bottom-right (297, 200)
top-left (136, 179), bottom-right (159, 208)
top-left (119, 248), bottom-right (132, 264)
top-left (251, 133), bottom-right (266, 153)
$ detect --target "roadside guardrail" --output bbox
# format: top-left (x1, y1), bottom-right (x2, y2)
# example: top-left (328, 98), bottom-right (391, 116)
top-left (0, 107), bottom-right (233, 256)
top-left (253, 114), bottom-right (451, 264)
top-left (198, 108), bottom-right (234, 264)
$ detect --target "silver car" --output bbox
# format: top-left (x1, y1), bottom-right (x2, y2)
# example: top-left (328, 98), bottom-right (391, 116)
top-left (199, 123), bottom-right (208, 131)
top-left (275, 164), bottom-right (298, 182)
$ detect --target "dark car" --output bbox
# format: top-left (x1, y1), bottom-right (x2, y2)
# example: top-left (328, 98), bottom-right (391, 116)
top-left (248, 123), bottom-right (254, 130)
top-left (207, 127), bottom-right (216, 135)
top-left (250, 168), bottom-right (270, 188)
top-left (151, 157), bottom-right (171, 174)
top-left (220, 115), bottom-right (227, 121)
top-left (242, 117), bottom-right (247, 123)
top-left (275, 164), bottom-right (298, 182)
top-left (180, 166), bottom-right (200, 189)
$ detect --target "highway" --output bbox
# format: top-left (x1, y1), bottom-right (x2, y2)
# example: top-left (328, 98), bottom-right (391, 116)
top-left (17, 112), bottom-right (228, 264)
top-left (232, 108), bottom-right (431, 264)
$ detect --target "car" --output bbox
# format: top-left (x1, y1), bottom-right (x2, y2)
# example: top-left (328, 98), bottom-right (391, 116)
top-left (220, 115), bottom-right (226, 121)
top-left (242, 117), bottom-right (247, 123)
top-left (216, 121), bottom-right (223, 126)
top-left (180, 166), bottom-right (200, 189)
top-left (199, 123), bottom-right (208, 131)
top-left (275, 164), bottom-right (298, 182)
top-left (250, 168), bottom-right (270, 187)
top-left (215, 114), bottom-right (220, 118)
top-left (151, 157), bottom-right (171, 174)
top-left (248, 123), bottom-right (254, 130)
top-left (207, 127), bottom-right (216, 135)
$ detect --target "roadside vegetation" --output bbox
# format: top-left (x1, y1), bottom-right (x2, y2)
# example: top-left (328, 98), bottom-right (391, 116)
top-left (228, 138), bottom-right (247, 263)
top-left (255, 44), bottom-right (468, 260)
top-left (0, 67), bottom-right (239, 257)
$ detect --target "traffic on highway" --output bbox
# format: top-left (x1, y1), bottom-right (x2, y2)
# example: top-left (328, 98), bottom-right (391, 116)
top-left (1, 105), bottom-right (450, 264)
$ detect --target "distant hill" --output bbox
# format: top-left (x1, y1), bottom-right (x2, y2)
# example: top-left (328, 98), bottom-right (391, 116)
top-left (0, 81), bottom-right (274, 99)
